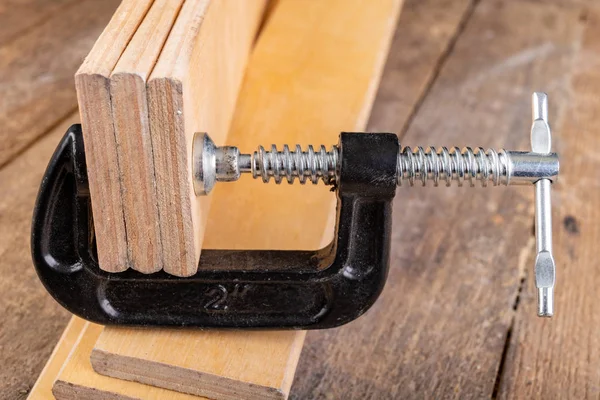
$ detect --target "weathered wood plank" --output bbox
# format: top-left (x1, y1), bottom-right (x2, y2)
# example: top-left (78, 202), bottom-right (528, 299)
top-left (0, 4), bottom-right (122, 397)
top-left (0, 0), bottom-right (73, 46)
top-left (291, 0), bottom-right (579, 398)
top-left (0, 0), bottom-right (120, 169)
top-left (0, 114), bottom-right (78, 399)
top-left (498, 7), bottom-right (600, 400)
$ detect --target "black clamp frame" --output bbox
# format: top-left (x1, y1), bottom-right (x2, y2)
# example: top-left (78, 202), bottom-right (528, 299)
top-left (32, 124), bottom-right (398, 329)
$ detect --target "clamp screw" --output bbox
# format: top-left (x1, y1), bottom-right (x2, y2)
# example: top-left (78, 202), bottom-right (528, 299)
top-left (193, 92), bottom-right (558, 317)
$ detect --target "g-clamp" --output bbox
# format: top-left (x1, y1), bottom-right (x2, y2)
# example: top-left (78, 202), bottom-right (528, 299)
top-left (32, 92), bottom-right (558, 328)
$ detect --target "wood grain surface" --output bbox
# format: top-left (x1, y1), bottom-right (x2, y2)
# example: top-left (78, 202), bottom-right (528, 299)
top-left (0, 0), bottom-right (72, 46)
top-left (0, 2), bottom-right (120, 398)
top-left (4, 0), bottom-right (600, 399)
top-left (0, 0), bottom-right (120, 168)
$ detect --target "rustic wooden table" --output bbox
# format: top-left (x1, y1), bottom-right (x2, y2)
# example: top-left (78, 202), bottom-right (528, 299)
top-left (1, 0), bottom-right (596, 398)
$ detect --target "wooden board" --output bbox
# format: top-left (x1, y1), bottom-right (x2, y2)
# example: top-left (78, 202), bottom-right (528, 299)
top-left (27, 317), bottom-right (87, 399)
top-left (84, 0), bottom-right (402, 398)
top-left (91, 329), bottom-right (305, 400)
top-left (290, 0), bottom-right (581, 398)
top-left (52, 322), bottom-right (207, 400)
top-left (75, 0), bottom-right (154, 273)
top-left (148, 0), bottom-right (267, 276)
top-left (0, 0), bottom-right (120, 168)
top-left (0, 114), bottom-right (79, 399)
top-left (0, 0), bottom-right (71, 46)
top-left (109, 0), bottom-right (184, 273)
top-left (497, 5), bottom-right (600, 399)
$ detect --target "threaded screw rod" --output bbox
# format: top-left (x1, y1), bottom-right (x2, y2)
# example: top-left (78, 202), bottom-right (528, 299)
top-left (193, 135), bottom-right (557, 195)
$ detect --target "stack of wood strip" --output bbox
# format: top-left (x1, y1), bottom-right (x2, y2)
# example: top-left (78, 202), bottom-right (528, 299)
top-left (77, 0), bottom-right (265, 275)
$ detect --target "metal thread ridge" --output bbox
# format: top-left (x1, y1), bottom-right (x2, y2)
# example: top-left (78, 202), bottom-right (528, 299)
top-left (252, 145), bottom-right (339, 184)
top-left (397, 147), bottom-right (510, 187)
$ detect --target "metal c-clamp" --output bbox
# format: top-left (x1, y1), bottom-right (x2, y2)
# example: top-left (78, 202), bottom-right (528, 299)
top-left (31, 93), bottom-right (558, 328)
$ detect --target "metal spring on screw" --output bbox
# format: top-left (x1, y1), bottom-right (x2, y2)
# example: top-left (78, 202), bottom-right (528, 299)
top-left (397, 146), bottom-right (511, 187)
top-left (252, 144), bottom-right (339, 184)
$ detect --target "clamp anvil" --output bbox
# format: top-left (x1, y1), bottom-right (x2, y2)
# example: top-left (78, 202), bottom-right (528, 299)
top-left (31, 92), bottom-right (558, 329)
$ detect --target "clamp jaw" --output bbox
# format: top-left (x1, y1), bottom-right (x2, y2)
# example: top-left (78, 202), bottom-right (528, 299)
top-left (31, 93), bottom-right (558, 329)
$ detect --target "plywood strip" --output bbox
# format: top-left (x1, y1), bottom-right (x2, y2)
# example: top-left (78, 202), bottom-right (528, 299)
top-left (110, 0), bottom-right (184, 273)
top-left (75, 0), bottom-right (154, 273)
top-left (148, 0), bottom-right (267, 276)
top-left (52, 322), bottom-right (206, 400)
top-left (88, 0), bottom-right (402, 399)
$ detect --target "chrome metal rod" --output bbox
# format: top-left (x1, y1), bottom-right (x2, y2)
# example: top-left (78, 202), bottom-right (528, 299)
top-left (531, 92), bottom-right (555, 317)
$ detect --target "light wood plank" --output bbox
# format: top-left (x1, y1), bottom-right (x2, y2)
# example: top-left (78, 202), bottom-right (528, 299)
top-left (203, 0), bottom-right (402, 250)
top-left (53, 323), bottom-right (208, 400)
top-left (148, 0), bottom-right (267, 276)
top-left (109, 0), bottom-right (184, 273)
top-left (89, 1), bottom-right (401, 399)
top-left (91, 329), bottom-right (305, 400)
top-left (75, 0), bottom-right (154, 273)
top-left (27, 317), bottom-right (87, 400)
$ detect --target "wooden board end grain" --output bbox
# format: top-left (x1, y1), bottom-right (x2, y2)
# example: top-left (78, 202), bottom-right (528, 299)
top-left (52, 322), bottom-right (206, 400)
top-left (91, 329), bottom-right (306, 400)
top-left (290, 0), bottom-right (582, 398)
top-left (75, 0), bottom-right (154, 273)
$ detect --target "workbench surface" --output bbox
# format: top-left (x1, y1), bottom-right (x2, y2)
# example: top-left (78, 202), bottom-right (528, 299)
top-left (1, 0), bottom-right (596, 398)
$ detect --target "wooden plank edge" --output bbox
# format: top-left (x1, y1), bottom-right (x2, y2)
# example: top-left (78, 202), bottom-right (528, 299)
top-left (52, 323), bottom-right (205, 400)
top-left (109, 0), bottom-right (184, 272)
top-left (75, 0), bottom-right (154, 273)
top-left (27, 317), bottom-right (87, 400)
top-left (90, 349), bottom-right (289, 400)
